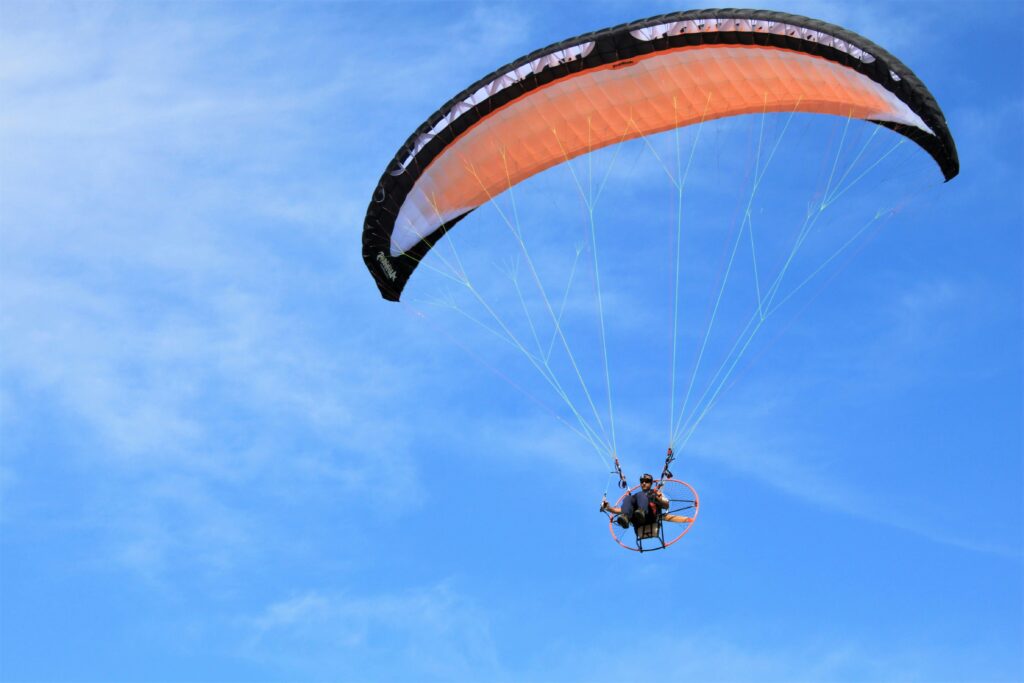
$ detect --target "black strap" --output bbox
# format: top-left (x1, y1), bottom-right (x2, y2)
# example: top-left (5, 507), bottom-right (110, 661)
top-left (612, 456), bottom-right (628, 489)
top-left (660, 447), bottom-right (675, 481)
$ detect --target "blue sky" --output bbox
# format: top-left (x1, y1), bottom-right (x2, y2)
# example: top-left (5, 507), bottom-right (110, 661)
top-left (1, 1), bottom-right (1021, 682)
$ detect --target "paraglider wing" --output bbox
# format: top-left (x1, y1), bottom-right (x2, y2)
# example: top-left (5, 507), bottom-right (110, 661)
top-left (362, 8), bottom-right (958, 301)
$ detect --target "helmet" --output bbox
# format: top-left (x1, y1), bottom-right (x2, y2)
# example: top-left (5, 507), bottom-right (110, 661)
top-left (640, 473), bottom-right (654, 484)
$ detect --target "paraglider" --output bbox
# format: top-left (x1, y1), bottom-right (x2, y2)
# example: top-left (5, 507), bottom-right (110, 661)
top-left (361, 9), bottom-right (958, 551)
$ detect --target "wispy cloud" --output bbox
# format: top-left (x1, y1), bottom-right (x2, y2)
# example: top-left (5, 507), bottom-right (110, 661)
top-left (240, 583), bottom-right (501, 681)
top-left (1, 2), bottom-right (492, 581)
top-left (684, 389), bottom-right (1022, 560)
